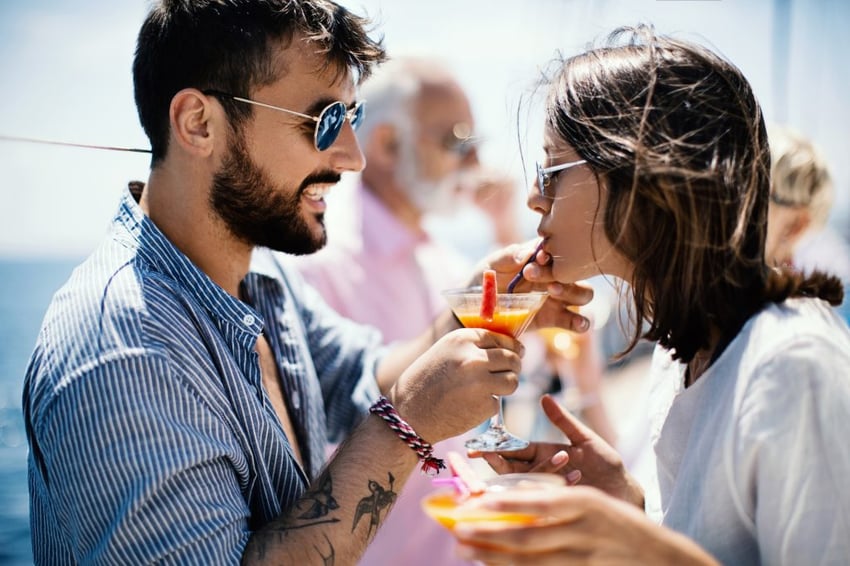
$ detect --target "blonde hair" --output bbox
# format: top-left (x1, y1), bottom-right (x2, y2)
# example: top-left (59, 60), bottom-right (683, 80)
top-left (768, 124), bottom-right (834, 229)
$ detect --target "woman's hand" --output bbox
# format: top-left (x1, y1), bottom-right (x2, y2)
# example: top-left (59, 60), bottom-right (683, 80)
top-left (470, 394), bottom-right (644, 508)
top-left (472, 240), bottom-right (594, 333)
top-left (452, 486), bottom-right (720, 566)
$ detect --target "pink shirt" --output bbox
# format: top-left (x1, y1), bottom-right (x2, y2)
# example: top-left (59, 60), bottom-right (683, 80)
top-left (297, 182), bottom-right (471, 342)
top-left (295, 182), bottom-right (476, 566)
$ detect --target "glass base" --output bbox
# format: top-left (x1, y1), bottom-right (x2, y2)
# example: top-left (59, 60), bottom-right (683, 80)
top-left (464, 425), bottom-right (529, 452)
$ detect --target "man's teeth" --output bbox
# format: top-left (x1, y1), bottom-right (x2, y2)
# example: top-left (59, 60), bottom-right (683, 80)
top-left (303, 185), bottom-right (331, 200)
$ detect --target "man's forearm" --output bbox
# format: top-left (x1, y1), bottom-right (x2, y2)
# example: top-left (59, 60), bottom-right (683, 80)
top-left (242, 415), bottom-right (419, 565)
top-left (374, 309), bottom-right (461, 394)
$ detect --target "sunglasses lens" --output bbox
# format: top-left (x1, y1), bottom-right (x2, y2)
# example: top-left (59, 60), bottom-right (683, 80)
top-left (536, 163), bottom-right (546, 195)
top-left (351, 102), bottom-right (365, 131)
top-left (315, 102), bottom-right (346, 151)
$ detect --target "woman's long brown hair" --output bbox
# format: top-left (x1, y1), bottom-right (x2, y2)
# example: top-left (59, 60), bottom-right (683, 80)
top-left (545, 25), bottom-right (843, 363)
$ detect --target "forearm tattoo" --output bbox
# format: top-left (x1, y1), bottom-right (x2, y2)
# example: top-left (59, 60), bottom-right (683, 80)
top-left (247, 470), bottom-right (399, 563)
top-left (314, 533), bottom-right (335, 565)
top-left (352, 472), bottom-right (397, 537)
top-left (298, 471), bottom-right (340, 521)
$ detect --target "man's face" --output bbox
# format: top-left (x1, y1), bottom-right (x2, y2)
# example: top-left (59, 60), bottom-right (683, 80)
top-left (210, 38), bottom-right (364, 255)
top-left (395, 81), bottom-right (478, 215)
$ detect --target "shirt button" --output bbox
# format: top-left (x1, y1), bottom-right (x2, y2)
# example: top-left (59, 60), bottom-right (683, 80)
top-left (292, 393), bottom-right (301, 410)
top-left (243, 314), bottom-right (255, 326)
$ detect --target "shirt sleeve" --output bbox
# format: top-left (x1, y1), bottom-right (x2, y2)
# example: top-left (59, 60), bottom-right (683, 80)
top-left (30, 352), bottom-right (250, 564)
top-left (731, 338), bottom-right (850, 566)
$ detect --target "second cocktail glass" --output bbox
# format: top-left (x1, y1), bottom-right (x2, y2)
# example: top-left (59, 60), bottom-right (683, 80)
top-left (442, 287), bottom-right (548, 451)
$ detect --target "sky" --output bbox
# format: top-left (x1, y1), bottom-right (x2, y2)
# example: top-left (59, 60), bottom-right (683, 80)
top-left (1, 0), bottom-right (848, 259)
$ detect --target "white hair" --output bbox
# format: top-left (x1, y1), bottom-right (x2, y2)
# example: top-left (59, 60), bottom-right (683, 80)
top-left (356, 57), bottom-right (457, 144)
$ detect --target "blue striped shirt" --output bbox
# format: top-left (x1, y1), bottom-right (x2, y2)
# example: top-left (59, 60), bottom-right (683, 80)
top-left (23, 188), bottom-right (383, 564)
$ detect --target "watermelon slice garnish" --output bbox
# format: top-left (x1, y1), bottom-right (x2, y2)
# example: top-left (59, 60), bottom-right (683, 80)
top-left (480, 270), bottom-right (497, 320)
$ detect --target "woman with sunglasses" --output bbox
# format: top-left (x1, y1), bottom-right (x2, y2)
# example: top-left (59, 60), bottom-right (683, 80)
top-left (451, 25), bottom-right (850, 565)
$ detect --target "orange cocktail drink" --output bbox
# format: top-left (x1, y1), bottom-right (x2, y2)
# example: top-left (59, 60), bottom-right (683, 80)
top-left (443, 289), bottom-right (547, 340)
top-left (421, 473), bottom-right (566, 530)
top-left (454, 309), bottom-right (537, 338)
top-left (443, 286), bottom-right (548, 451)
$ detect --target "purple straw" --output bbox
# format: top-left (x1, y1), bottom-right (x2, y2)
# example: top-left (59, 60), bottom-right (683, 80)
top-left (506, 241), bottom-right (544, 294)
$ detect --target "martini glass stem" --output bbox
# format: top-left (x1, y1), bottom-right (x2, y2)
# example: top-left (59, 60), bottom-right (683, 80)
top-left (489, 396), bottom-right (507, 435)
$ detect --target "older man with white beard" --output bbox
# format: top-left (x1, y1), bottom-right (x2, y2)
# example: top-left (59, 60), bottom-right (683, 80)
top-left (294, 57), bottom-right (522, 566)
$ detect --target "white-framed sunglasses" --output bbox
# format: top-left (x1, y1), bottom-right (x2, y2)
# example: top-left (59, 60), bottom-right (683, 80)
top-left (204, 89), bottom-right (365, 151)
top-left (535, 159), bottom-right (587, 198)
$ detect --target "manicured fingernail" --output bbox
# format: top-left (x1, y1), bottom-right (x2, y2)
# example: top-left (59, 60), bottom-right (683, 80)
top-left (526, 264), bottom-right (541, 278)
top-left (551, 450), bottom-right (568, 466)
top-left (577, 317), bottom-right (590, 332)
top-left (549, 282), bottom-right (564, 295)
top-left (567, 469), bottom-right (582, 483)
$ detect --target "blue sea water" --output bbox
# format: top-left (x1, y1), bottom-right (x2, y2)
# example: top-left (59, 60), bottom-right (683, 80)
top-left (0, 257), bottom-right (81, 566)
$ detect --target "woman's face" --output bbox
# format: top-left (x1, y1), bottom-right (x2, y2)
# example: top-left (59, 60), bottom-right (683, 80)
top-left (527, 126), bottom-right (631, 284)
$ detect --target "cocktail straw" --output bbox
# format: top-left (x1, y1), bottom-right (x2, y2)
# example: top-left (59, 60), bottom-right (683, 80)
top-left (431, 476), bottom-right (471, 498)
top-left (506, 241), bottom-right (544, 293)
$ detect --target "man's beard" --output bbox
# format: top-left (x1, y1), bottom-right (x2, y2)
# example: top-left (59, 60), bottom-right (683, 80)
top-left (209, 132), bottom-right (339, 255)
top-left (395, 133), bottom-right (465, 216)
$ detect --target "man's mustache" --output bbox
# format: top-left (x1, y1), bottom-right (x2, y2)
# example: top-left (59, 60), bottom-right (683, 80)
top-left (300, 171), bottom-right (341, 193)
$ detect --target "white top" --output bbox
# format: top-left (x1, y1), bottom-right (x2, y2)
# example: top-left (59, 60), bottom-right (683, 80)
top-left (645, 298), bottom-right (850, 565)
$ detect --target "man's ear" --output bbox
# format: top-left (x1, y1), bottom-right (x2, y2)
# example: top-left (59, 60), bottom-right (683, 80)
top-left (364, 124), bottom-right (401, 170)
top-left (169, 88), bottom-right (218, 157)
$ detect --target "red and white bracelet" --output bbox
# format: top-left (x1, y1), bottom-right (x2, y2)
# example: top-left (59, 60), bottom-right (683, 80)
top-left (369, 396), bottom-right (446, 477)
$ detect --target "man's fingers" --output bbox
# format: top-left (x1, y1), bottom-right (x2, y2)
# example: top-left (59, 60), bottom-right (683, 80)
top-left (484, 347), bottom-right (522, 373)
top-left (476, 329), bottom-right (524, 353)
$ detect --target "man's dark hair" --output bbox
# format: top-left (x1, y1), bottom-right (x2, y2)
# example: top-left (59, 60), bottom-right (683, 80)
top-left (133, 0), bottom-right (386, 164)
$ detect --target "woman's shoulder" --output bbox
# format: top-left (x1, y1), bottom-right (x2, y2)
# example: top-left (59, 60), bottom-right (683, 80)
top-left (728, 298), bottom-right (850, 413)
top-left (742, 297), bottom-right (850, 355)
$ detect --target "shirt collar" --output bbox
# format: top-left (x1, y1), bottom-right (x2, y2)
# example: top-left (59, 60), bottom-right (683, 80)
top-left (114, 186), bottom-right (264, 336)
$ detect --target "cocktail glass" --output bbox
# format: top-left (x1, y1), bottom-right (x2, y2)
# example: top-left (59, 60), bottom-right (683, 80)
top-left (442, 287), bottom-right (548, 451)
top-left (421, 472), bottom-right (565, 530)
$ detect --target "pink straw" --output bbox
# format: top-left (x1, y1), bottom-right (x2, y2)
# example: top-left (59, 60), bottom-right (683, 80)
top-left (431, 476), bottom-right (471, 498)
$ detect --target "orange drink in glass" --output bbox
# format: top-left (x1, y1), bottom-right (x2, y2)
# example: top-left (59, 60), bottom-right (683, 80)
top-left (421, 472), bottom-right (566, 530)
top-left (443, 288), bottom-right (548, 451)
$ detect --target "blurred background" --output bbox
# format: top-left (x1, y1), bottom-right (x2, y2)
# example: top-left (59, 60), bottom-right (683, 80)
top-left (1, 0), bottom-right (848, 563)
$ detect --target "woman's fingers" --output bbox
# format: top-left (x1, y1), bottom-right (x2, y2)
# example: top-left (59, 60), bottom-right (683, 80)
top-left (453, 491), bottom-right (596, 553)
top-left (527, 449), bottom-right (570, 473)
top-left (457, 543), bottom-right (591, 566)
top-left (474, 452), bottom-right (533, 474)
top-left (541, 394), bottom-right (593, 443)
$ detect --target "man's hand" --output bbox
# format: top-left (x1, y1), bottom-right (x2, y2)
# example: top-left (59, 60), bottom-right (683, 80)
top-left (388, 328), bottom-right (524, 442)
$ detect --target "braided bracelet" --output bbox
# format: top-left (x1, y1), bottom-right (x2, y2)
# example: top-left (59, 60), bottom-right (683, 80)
top-left (369, 396), bottom-right (446, 477)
